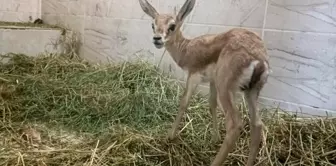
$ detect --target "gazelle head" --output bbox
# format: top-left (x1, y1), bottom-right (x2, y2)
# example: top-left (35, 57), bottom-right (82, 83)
top-left (138, 0), bottom-right (196, 49)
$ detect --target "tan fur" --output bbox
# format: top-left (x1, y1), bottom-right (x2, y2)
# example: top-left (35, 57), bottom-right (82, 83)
top-left (139, 0), bottom-right (270, 165)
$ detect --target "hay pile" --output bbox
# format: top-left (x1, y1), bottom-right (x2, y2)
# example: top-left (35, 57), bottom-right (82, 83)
top-left (0, 53), bottom-right (335, 166)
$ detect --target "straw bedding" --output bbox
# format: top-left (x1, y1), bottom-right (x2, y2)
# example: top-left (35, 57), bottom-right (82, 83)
top-left (0, 53), bottom-right (335, 166)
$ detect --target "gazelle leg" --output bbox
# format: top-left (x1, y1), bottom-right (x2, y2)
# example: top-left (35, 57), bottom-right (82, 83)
top-left (245, 89), bottom-right (263, 166)
top-left (168, 73), bottom-right (200, 140)
top-left (211, 89), bottom-right (242, 166)
top-left (209, 81), bottom-right (220, 143)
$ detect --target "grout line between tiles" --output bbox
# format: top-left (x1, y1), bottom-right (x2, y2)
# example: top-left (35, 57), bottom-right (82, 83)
top-left (83, 1), bottom-right (86, 47)
top-left (39, 0), bottom-right (42, 19)
top-left (261, 0), bottom-right (269, 39)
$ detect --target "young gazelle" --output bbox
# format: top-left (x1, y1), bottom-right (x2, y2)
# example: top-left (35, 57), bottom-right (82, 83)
top-left (138, 0), bottom-right (270, 165)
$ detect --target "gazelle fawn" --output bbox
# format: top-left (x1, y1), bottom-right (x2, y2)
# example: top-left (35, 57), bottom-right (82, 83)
top-left (138, 0), bottom-right (270, 165)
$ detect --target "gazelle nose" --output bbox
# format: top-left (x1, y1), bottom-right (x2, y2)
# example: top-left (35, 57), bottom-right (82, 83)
top-left (153, 36), bottom-right (162, 41)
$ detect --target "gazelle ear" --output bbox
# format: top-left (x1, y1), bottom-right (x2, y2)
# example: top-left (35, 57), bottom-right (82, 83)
top-left (176, 0), bottom-right (196, 23)
top-left (138, 0), bottom-right (159, 19)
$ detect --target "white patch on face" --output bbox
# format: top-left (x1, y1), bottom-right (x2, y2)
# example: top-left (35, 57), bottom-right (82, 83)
top-left (168, 19), bottom-right (175, 27)
top-left (162, 19), bottom-right (176, 42)
top-left (152, 21), bottom-right (164, 40)
top-left (161, 33), bottom-right (167, 42)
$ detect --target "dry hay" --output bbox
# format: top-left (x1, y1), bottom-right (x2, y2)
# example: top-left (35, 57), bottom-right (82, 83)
top-left (0, 53), bottom-right (335, 166)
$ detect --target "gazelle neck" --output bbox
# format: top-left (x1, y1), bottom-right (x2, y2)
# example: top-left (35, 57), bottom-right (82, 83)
top-left (164, 30), bottom-right (190, 68)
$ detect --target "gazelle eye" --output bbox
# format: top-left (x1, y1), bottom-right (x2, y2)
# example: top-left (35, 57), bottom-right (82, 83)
top-left (151, 23), bottom-right (155, 30)
top-left (168, 24), bottom-right (176, 32)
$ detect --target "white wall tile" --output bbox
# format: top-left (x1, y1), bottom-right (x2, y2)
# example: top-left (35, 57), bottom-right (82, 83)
top-left (0, 0), bottom-right (41, 22)
top-left (42, 0), bottom-right (68, 15)
top-left (85, 0), bottom-right (109, 17)
top-left (68, 0), bottom-right (85, 16)
top-left (189, 0), bottom-right (266, 28)
top-left (262, 30), bottom-right (336, 111)
top-left (82, 17), bottom-right (164, 63)
top-left (1, 29), bottom-right (63, 55)
top-left (108, 0), bottom-right (158, 19)
top-left (266, 0), bottom-right (336, 33)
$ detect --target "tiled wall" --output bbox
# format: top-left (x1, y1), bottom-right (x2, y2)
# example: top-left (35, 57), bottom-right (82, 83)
top-left (41, 0), bottom-right (336, 116)
top-left (0, 0), bottom-right (41, 22)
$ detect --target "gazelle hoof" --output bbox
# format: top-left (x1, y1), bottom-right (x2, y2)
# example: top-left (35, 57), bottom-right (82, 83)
top-left (167, 130), bottom-right (177, 141)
